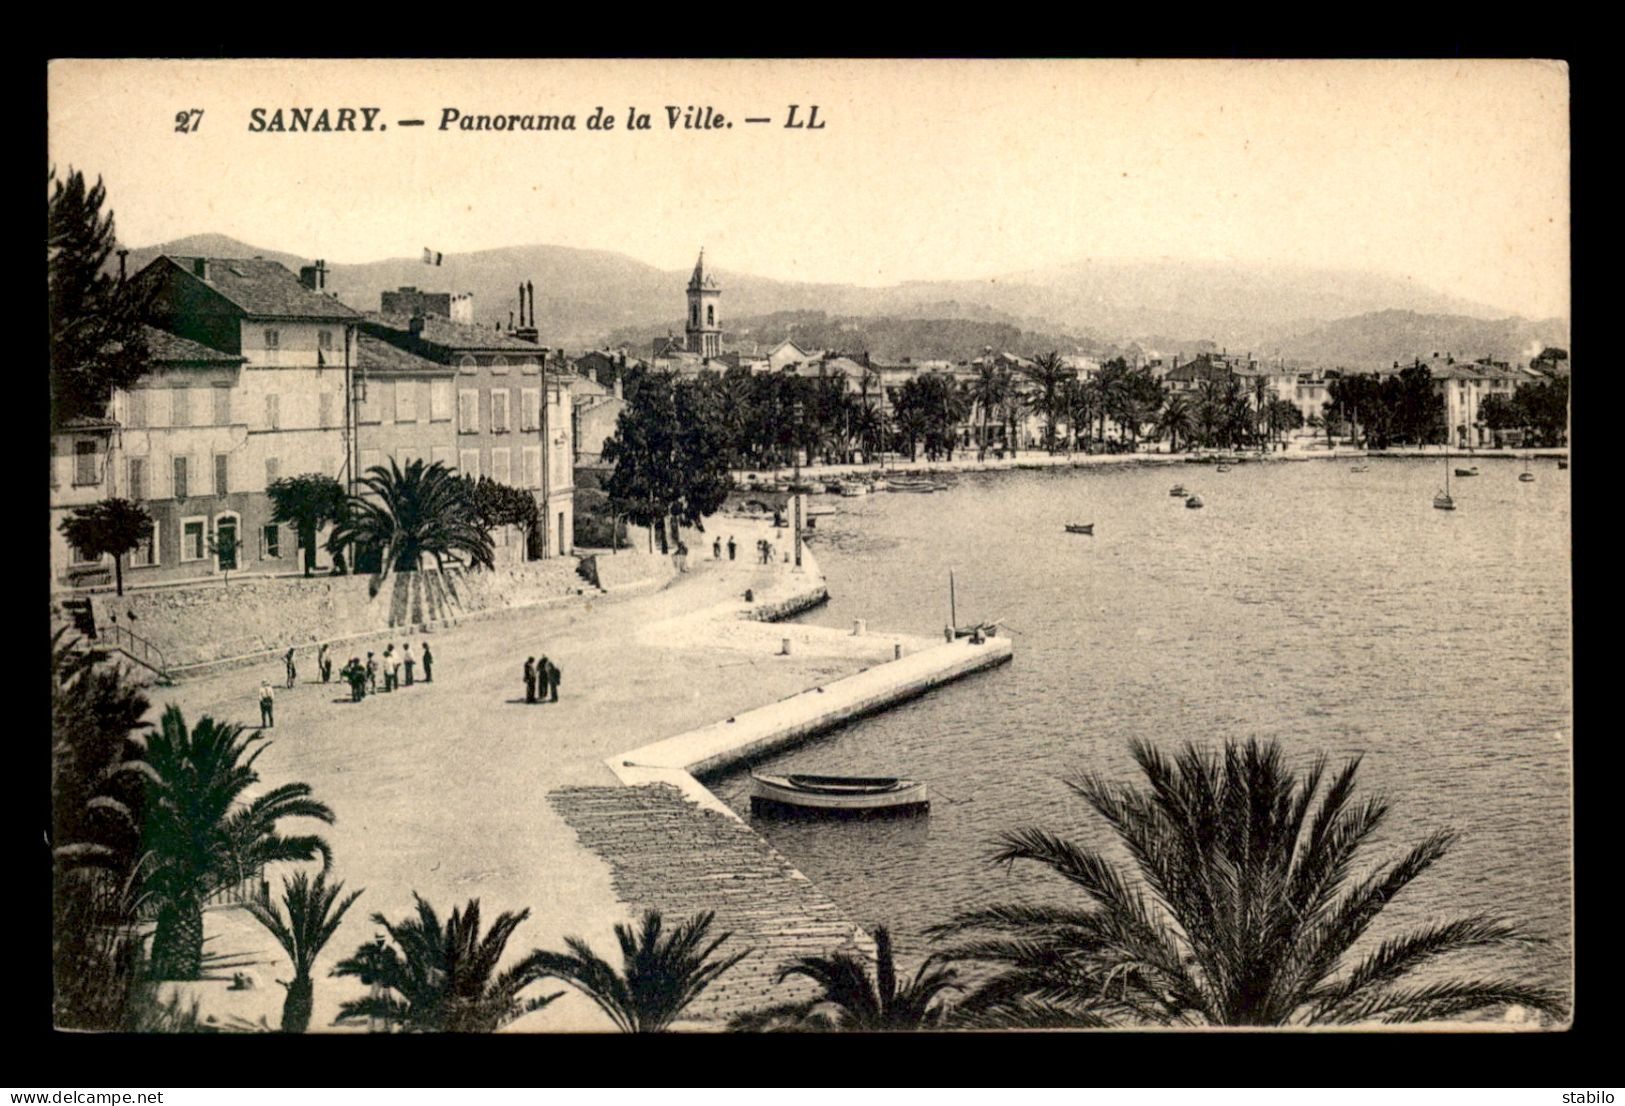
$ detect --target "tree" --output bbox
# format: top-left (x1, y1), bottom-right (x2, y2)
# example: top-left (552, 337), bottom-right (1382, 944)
top-left (245, 870), bottom-right (363, 1033)
top-left (969, 363), bottom-right (1012, 454)
top-left (929, 739), bottom-right (1566, 1027)
top-left (328, 459), bottom-right (493, 593)
top-left (603, 372), bottom-right (734, 553)
top-left (267, 474), bottom-right (348, 577)
top-left (333, 895), bottom-right (562, 1033)
top-left (464, 475), bottom-right (540, 561)
top-left (1157, 395), bottom-right (1192, 453)
top-left (58, 498), bottom-right (153, 596)
top-left (206, 527), bottom-right (240, 587)
top-left (532, 908), bottom-right (749, 1032)
top-left (729, 925), bottom-right (959, 1032)
top-left (1267, 398), bottom-right (1304, 447)
top-left (51, 629), bottom-right (151, 1029)
top-left (48, 169), bottom-right (153, 429)
top-left (1023, 353), bottom-right (1072, 453)
top-left (141, 706), bottom-right (336, 979)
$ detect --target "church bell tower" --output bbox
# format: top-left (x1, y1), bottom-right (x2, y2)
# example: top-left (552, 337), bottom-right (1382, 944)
top-left (685, 248), bottom-right (721, 358)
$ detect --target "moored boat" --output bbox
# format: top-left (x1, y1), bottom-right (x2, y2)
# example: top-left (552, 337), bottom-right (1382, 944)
top-left (838, 482), bottom-right (869, 497)
top-left (1518, 472), bottom-right (1535, 483)
top-left (887, 480), bottom-right (936, 493)
top-left (1350, 464), bottom-right (1369, 473)
top-left (1185, 495), bottom-right (1204, 509)
top-left (1169, 484), bottom-right (1187, 496)
top-left (749, 772), bottom-right (929, 816)
top-left (1216, 464), bottom-right (1230, 473)
top-left (1064, 523), bottom-right (1094, 535)
top-left (1454, 467), bottom-right (1479, 477)
top-left (1557, 459), bottom-right (1568, 470)
top-left (1434, 491), bottom-right (1455, 510)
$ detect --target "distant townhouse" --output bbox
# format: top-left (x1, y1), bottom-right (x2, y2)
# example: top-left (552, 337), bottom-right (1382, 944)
top-left (55, 256), bottom-right (362, 589)
top-left (50, 411), bottom-right (129, 590)
top-left (1417, 355), bottom-right (1524, 449)
top-left (357, 309), bottom-right (575, 558)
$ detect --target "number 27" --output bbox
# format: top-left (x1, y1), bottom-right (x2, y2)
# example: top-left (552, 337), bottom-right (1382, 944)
top-left (174, 109), bottom-right (204, 133)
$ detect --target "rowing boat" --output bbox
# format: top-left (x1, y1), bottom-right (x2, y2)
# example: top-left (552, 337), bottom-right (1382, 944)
top-left (749, 772), bottom-right (929, 816)
top-left (1064, 523), bottom-right (1094, 534)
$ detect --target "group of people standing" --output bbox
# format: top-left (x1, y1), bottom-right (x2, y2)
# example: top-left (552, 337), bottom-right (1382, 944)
top-left (523, 656), bottom-right (561, 704)
top-left (259, 640), bottom-right (437, 721)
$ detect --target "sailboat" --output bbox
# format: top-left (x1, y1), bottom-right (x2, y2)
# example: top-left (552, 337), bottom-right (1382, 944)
top-left (1434, 449), bottom-right (1456, 511)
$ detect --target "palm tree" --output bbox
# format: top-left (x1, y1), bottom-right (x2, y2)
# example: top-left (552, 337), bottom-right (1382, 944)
top-left (729, 925), bottom-right (959, 1031)
top-left (1153, 395), bottom-right (1189, 454)
top-left (1023, 352), bottom-right (1072, 453)
top-left (267, 473), bottom-right (348, 577)
top-left (1252, 375), bottom-right (1270, 448)
top-left (328, 458), bottom-right (494, 593)
top-left (929, 739), bottom-right (1566, 1027)
top-left (57, 497), bottom-right (154, 596)
top-left (246, 870), bottom-right (364, 1032)
top-left (332, 895), bottom-right (561, 1032)
top-left (532, 908), bottom-right (749, 1032)
top-left (140, 706), bottom-right (336, 980)
top-left (968, 362), bottom-right (1010, 455)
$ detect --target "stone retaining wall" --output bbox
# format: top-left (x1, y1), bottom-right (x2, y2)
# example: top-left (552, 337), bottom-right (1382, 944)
top-left (92, 559), bottom-right (597, 671)
top-left (578, 551), bottom-right (680, 592)
top-left (549, 784), bottom-right (871, 1023)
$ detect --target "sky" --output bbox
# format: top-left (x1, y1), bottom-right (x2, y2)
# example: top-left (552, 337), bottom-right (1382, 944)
top-left (48, 59), bottom-right (1570, 319)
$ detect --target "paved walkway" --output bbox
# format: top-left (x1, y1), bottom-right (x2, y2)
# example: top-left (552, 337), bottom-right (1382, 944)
top-left (147, 516), bottom-right (915, 1031)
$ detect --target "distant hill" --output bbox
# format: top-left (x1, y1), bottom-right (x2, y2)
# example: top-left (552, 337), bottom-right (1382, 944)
top-left (1266, 309), bottom-right (1573, 371)
top-left (119, 235), bottom-right (1567, 362)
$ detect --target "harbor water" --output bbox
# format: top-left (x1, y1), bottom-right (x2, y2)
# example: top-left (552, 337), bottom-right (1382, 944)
top-left (707, 456), bottom-right (1573, 1002)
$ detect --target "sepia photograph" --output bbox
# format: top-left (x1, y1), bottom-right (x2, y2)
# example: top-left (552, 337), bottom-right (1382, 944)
top-left (45, 57), bottom-right (1572, 1039)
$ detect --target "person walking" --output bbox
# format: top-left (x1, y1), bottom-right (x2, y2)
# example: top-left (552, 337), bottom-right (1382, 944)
top-left (318, 644), bottom-right (331, 684)
top-left (258, 680), bottom-right (275, 728)
top-left (366, 652), bottom-right (379, 696)
top-left (422, 643), bottom-right (434, 683)
top-left (727, 535), bottom-right (736, 561)
top-left (344, 657), bottom-right (366, 703)
top-left (284, 648), bottom-right (297, 689)
top-left (545, 657), bottom-right (560, 703)
top-left (524, 657), bottom-right (536, 704)
top-left (536, 655), bottom-right (551, 703)
top-left (382, 644), bottom-right (397, 693)
top-left (403, 643), bottom-right (416, 686)
top-left (712, 536), bottom-right (721, 559)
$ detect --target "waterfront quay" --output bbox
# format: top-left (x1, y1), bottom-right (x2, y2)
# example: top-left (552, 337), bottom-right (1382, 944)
top-left (145, 513), bottom-right (1009, 1031)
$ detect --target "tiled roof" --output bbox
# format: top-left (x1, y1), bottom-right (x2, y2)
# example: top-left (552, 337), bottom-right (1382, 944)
top-left (141, 325), bottom-right (244, 365)
top-left (356, 332), bottom-right (454, 375)
top-left (362, 313), bottom-right (548, 354)
top-left (162, 256), bottom-right (359, 320)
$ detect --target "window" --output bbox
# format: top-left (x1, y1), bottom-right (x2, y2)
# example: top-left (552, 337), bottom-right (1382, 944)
top-left (214, 453), bottom-right (229, 496)
top-left (491, 448), bottom-right (511, 485)
top-left (318, 391), bottom-right (335, 428)
top-left (261, 524), bottom-right (281, 559)
top-left (431, 381), bottom-right (453, 421)
top-left (520, 357), bottom-right (539, 376)
top-left (431, 446), bottom-right (453, 469)
top-left (707, 305), bottom-right (715, 326)
top-left (458, 354), bottom-right (477, 375)
top-left (523, 446), bottom-right (542, 489)
top-left (172, 455), bottom-right (190, 500)
top-left (74, 440), bottom-right (99, 486)
top-left (396, 379), bottom-right (417, 422)
top-left (266, 393), bottom-right (281, 429)
top-left (131, 521), bottom-right (159, 568)
top-left (491, 389), bottom-right (510, 433)
top-left (265, 457), bottom-right (281, 486)
top-left (128, 457), bottom-right (147, 500)
top-left (264, 329), bottom-right (280, 349)
top-left (126, 390), bottom-right (147, 429)
top-left (172, 387), bottom-right (191, 428)
top-left (491, 355), bottom-right (510, 376)
top-left (458, 389), bottom-right (480, 433)
top-left (213, 386), bottom-right (232, 426)
top-left (459, 449), bottom-right (480, 481)
top-left (691, 305), bottom-right (698, 326)
top-left (318, 329), bottom-right (334, 351)
top-left (69, 538), bottom-right (100, 566)
top-left (181, 518), bottom-right (206, 562)
top-left (359, 381), bottom-right (385, 424)
top-left (521, 388), bottom-right (540, 431)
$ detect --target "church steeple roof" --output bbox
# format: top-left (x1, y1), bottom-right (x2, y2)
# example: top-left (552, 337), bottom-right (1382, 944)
top-left (687, 248), bottom-right (720, 292)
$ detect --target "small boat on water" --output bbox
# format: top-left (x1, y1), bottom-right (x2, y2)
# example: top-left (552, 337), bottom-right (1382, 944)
top-left (1215, 464), bottom-right (1231, 473)
top-left (1519, 472), bottom-right (1535, 483)
top-left (1169, 484), bottom-right (1188, 497)
top-left (887, 480), bottom-right (936, 494)
top-left (838, 482), bottom-right (869, 497)
top-left (1350, 464), bottom-right (1369, 473)
top-left (1064, 523), bottom-right (1095, 535)
top-left (1558, 459), bottom-right (1568, 470)
top-left (1435, 452), bottom-right (1456, 510)
top-left (1185, 495), bottom-right (1204, 509)
top-left (1454, 467), bottom-right (1479, 478)
top-left (750, 772), bottom-right (929, 816)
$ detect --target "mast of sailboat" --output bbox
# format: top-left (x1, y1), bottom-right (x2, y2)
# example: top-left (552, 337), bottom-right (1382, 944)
top-left (949, 568), bottom-right (958, 632)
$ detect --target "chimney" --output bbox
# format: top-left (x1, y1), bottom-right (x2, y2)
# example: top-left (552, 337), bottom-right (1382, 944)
top-left (116, 248), bottom-right (129, 283)
top-left (192, 258), bottom-right (209, 280)
top-left (614, 374), bottom-right (623, 401)
top-left (527, 280), bottom-right (536, 328)
top-left (298, 260), bottom-right (329, 292)
top-left (409, 313), bottom-right (426, 338)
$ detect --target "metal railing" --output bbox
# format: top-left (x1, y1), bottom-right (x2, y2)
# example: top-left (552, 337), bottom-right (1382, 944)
top-left (101, 622), bottom-right (171, 682)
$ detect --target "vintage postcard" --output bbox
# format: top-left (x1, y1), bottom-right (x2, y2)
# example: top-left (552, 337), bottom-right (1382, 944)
top-left (46, 58), bottom-right (1571, 1036)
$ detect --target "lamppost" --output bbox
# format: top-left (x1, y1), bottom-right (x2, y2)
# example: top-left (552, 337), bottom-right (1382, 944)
top-left (792, 399), bottom-right (803, 570)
